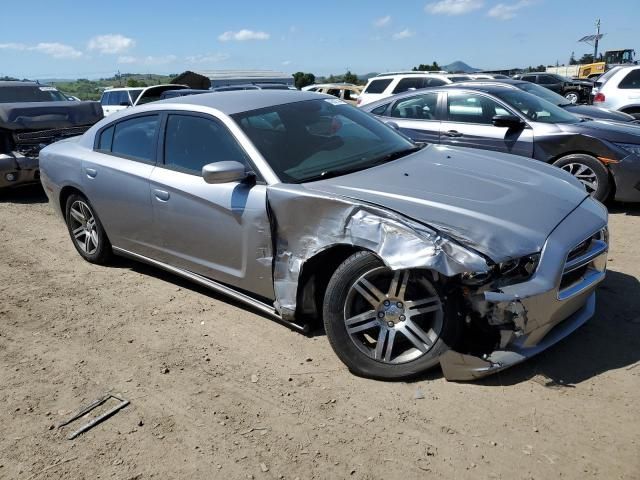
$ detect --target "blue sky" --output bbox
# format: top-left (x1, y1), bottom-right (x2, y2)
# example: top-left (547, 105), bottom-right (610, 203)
top-left (1, 0), bottom-right (638, 79)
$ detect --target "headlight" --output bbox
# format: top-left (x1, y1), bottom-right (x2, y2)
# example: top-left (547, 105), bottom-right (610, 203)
top-left (614, 143), bottom-right (640, 156)
top-left (461, 254), bottom-right (540, 286)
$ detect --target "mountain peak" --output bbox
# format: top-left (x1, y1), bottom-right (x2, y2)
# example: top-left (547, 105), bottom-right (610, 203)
top-left (442, 61), bottom-right (481, 73)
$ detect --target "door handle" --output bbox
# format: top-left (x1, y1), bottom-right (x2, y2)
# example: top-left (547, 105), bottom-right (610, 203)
top-left (85, 167), bottom-right (97, 178)
top-left (153, 189), bottom-right (170, 202)
top-left (445, 130), bottom-right (463, 138)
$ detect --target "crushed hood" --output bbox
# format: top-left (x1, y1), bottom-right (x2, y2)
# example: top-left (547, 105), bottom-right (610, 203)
top-left (304, 145), bottom-right (588, 262)
top-left (0, 101), bottom-right (103, 131)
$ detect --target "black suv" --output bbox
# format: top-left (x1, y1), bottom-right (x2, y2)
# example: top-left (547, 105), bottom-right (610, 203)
top-left (0, 82), bottom-right (103, 189)
top-left (513, 72), bottom-right (592, 104)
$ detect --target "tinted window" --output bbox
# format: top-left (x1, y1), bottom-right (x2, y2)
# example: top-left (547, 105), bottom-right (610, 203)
top-left (128, 89), bottom-right (143, 103)
top-left (424, 78), bottom-right (446, 87)
top-left (446, 93), bottom-right (509, 124)
top-left (0, 86), bottom-right (68, 103)
top-left (111, 115), bottom-right (159, 162)
top-left (164, 115), bottom-right (248, 175)
top-left (517, 82), bottom-right (568, 105)
top-left (391, 93), bottom-right (439, 120)
top-left (370, 103), bottom-right (390, 116)
top-left (100, 92), bottom-right (110, 106)
top-left (327, 89), bottom-right (341, 97)
top-left (364, 79), bottom-right (393, 94)
top-left (97, 125), bottom-right (114, 151)
top-left (538, 75), bottom-right (557, 85)
top-left (521, 75), bottom-right (536, 82)
top-left (343, 89), bottom-right (355, 101)
top-left (392, 77), bottom-right (425, 94)
top-left (448, 76), bottom-right (472, 82)
top-left (494, 90), bottom-right (579, 124)
top-left (232, 99), bottom-right (415, 183)
top-left (106, 91), bottom-right (130, 106)
top-left (619, 69), bottom-right (640, 89)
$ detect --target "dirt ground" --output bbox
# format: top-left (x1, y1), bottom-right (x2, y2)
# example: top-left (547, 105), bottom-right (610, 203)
top-left (0, 185), bottom-right (638, 480)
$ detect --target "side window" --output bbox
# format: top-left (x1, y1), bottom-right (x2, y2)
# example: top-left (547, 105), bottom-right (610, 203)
top-left (619, 70), bottom-right (640, 89)
top-left (342, 89), bottom-right (353, 101)
top-left (106, 92), bottom-right (119, 106)
top-left (370, 103), bottom-right (390, 116)
top-left (97, 125), bottom-right (114, 151)
top-left (111, 115), bottom-right (159, 163)
top-left (392, 77), bottom-right (425, 94)
top-left (364, 79), bottom-right (393, 94)
top-left (539, 75), bottom-right (556, 85)
top-left (100, 92), bottom-right (110, 106)
top-left (446, 93), bottom-right (506, 124)
top-left (521, 75), bottom-right (536, 82)
top-left (391, 93), bottom-right (439, 120)
top-left (129, 89), bottom-right (143, 104)
top-left (424, 78), bottom-right (446, 87)
top-left (327, 89), bottom-right (341, 98)
top-left (164, 114), bottom-right (248, 176)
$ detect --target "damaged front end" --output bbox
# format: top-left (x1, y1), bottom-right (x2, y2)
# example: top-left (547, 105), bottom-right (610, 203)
top-left (441, 199), bottom-right (608, 381)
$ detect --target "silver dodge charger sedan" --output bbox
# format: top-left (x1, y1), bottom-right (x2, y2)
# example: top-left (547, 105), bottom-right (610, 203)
top-left (39, 90), bottom-right (609, 381)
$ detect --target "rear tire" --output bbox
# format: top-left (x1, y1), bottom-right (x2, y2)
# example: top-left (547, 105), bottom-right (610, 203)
top-left (323, 251), bottom-right (459, 380)
top-left (564, 91), bottom-right (580, 104)
top-left (65, 193), bottom-right (112, 264)
top-left (553, 154), bottom-right (610, 202)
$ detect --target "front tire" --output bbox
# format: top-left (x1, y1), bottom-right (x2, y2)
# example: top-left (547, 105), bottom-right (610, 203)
top-left (323, 251), bottom-right (459, 380)
top-left (65, 193), bottom-right (112, 264)
top-left (553, 154), bottom-right (610, 202)
top-left (564, 91), bottom-right (580, 104)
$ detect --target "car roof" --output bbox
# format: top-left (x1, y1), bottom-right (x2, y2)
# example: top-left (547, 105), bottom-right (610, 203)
top-left (0, 81), bottom-right (52, 87)
top-left (370, 72), bottom-right (448, 80)
top-left (154, 89), bottom-right (329, 115)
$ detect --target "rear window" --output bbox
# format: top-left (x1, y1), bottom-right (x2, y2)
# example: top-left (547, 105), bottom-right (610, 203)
top-left (364, 79), bottom-right (393, 94)
top-left (619, 69), bottom-right (640, 89)
top-left (110, 115), bottom-right (159, 163)
top-left (0, 86), bottom-right (68, 103)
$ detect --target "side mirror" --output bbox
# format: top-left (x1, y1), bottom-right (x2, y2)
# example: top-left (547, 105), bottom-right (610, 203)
top-left (492, 115), bottom-right (525, 129)
top-left (202, 161), bottom-right (247, 184)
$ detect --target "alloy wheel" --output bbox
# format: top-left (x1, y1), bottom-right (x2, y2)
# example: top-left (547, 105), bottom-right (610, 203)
top-left (343, 267), bottom-right (444, 364)
top-left (565, 92), bottom-right (579, 104)
top-left (560, 162), bottom-right (599, 194)
top-left (68, 200), bottom-right (99, 255)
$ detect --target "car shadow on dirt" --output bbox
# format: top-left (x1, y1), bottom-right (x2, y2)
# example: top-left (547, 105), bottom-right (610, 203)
top-left (0, 184), bottom-right (48, 204)
top-left (607, 201), bottom-right (640, 217)
top-left (473, 269), bottom-right (640, 387)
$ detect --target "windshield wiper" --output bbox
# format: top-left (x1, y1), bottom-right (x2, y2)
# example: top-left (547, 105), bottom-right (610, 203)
top-left (369, 145), bottom-right (423, 165)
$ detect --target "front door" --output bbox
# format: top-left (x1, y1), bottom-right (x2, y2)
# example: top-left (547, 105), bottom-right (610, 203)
top-left (382, 91), bottom-right (441, 144)
top-left (149, 112), bottom-right (274, 299)
top-left (439, 91), bottom-right (534, 158)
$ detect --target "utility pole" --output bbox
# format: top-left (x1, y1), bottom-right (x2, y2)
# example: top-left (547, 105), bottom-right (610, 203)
top-left (594, 19), bottom-right (601, 60)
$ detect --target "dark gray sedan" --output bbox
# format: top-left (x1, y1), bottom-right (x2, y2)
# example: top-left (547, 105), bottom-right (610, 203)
top-left (362, 84), bottom-right (640, 202)
top-left (39, 91), bottom-right (608, 381)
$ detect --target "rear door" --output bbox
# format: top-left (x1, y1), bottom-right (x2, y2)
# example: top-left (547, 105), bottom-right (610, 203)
top-left (538, 74), bottom-right (563, 93)
top-left (149, 112), bottom-right (274, 298)
top-left (382, 91), bottom-right (442, 144)
top-left (439, 91), bottom-right (534, 157)
top-left (81, 114), bottom-right (160, 257)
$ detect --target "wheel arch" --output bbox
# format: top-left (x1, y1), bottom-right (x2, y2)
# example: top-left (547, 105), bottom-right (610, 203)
top-left (59, 185), bottom-right (87, 219)
top-left (294, 244), bottom-right (380, 325)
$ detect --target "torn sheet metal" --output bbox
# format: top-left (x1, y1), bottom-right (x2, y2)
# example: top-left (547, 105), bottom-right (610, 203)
top-left (267, 184), bottom-right (489, 318)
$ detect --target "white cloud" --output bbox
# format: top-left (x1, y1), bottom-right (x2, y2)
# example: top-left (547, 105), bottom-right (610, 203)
top-left (425, 0), bottom-right (484, 15)
top-left (218, 29), bottom-right (270, 42)
top-left (117, 54), bottom-right (177, 65)
top-left (0, 42), bottom-right (82, 59)
top-left (88, 34), bottom-right (135, 54)
top-left (373, 15), bottom-right (391, 27)
top-left (185, 52), bottom-right (230, 64)
top-left (392, 29), bottom-right (415, 40)
top-left (488, 0), bottom-right (533, 20)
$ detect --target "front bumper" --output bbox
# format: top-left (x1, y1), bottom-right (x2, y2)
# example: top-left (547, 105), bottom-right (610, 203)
top-left (609, 153), bottom-right (640, 203)
top-left (440, 197), bottom-right (608, 381)
top-left (0, 153), bottom-right (40, 189)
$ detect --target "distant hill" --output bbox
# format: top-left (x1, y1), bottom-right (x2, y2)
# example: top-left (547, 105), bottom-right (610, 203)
top-left (358, 72), bottom-right (379, 81)
top-left (442, 61), bottom-right (481, 73)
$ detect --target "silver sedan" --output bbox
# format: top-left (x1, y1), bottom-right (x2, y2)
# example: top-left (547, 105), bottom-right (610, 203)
top-left (39, 90), bottom-right (608, 381)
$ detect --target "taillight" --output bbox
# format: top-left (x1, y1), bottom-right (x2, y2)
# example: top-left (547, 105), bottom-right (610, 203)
top-left (594, 92), bottom-right (605, 103)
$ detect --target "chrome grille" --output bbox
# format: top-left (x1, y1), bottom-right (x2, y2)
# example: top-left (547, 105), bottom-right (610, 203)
top-left (13, 125), bottom-right (90, 143)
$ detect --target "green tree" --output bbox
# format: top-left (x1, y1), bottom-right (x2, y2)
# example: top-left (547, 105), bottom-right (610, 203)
top-left (578, 53), bottom-right (595, 64)
top-left (411, 61), bottom-right (441, 72)
top-left (126, 78), bottom-right (141, 87)
top-left (343, 70), bottom-right (358, 84)
top-left (293, 72), bottom-right (316, 89)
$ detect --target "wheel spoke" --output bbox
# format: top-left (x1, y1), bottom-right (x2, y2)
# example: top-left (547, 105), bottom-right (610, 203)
top-left (404, 319), bottom-right (435, 348)
top-left (374, 327), bottom-right (388, 360)
top-left (345, 310), bottom-right (377, 327)
top-left (353, 277), bottom-right (386, 308)
top-left (83, 234), bottom-right (90, 253)
top-left (73, 226), bottom-right (85, 239)
top-left (90, 230), bottom-right (99, 249)
top-left (396, 270), bottom-right (410, 300)
top-left (70, 207), bottom-right (85, 224)
top-left (374, 328), bottom-right (396, 362)
top-left (582, 180), bottom-right (597, 192)
top-left (347, 319), bottom-right (379, 334)
top-left (398, 325), bottom-right (428, 353)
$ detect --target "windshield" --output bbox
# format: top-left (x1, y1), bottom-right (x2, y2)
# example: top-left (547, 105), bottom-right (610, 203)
top-left (516, 82), bottom-right (570, 106)
top-left (493, 89), bottom-right (580, 124)
top-left (232, 99), bottom-right (417, 183)
top-left (0, 85), bottom-right (69, 103)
